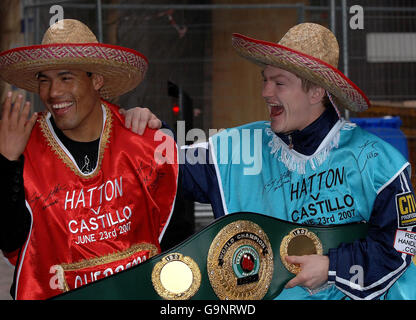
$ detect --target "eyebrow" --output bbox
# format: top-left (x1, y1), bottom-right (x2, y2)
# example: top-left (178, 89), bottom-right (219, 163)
top-left (36, 72), bottom-right (46, 79)
top-left (261, 70), bottom-right (289, 81)
top-left (57, 71), bottom-right (74, 77)
top-left (37, 71), bottom-right (75, 79)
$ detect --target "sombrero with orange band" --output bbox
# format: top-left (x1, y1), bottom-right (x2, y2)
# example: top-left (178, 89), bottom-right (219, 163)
top-left (232, 23), bottom-right (370, 112)
top-left (0, 19), bottom-right (147, 99)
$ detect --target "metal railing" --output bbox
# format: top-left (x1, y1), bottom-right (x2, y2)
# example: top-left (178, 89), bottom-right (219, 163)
top-left (21, 1), bottom-right (416, 123)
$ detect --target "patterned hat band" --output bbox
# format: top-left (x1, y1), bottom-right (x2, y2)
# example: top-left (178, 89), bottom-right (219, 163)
top-left (0, 19), bottom-right (148, 99)
top-left (232, 23), bottom-right (370, 112)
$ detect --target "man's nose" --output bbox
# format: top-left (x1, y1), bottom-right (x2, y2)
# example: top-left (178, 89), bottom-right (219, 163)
top-left (49, 80), bottom-right (63, 98)
top-left (262, 81), bottom-right (274, 98)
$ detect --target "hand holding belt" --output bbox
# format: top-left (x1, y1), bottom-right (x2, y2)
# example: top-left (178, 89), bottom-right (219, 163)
top-left (54, 212), bottom-right (368, 300)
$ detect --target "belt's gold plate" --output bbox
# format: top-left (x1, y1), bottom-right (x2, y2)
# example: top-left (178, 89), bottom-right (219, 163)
top-left (280, 228), bottom-right (323, 274)
top-left (152, 253), bottom-right (201, 300)
top-left (207, 220), bottom-right (274, 300)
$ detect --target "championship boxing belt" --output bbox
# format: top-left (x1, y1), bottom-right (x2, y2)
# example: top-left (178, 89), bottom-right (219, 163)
top-left (53, 212), bottom-right (368, 300)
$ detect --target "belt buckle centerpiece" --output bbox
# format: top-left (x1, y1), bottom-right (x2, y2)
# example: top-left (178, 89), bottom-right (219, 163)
top-left (207, 220), bottom-right (274, 300)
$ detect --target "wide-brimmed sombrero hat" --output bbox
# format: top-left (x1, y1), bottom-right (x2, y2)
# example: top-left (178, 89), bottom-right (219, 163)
top-left (232, 23), bottom-right (370, 112)
top-left (0, 19), bottom-right (147, 99)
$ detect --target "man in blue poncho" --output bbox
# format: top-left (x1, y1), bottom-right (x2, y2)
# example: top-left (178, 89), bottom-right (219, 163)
top-left (126, 23), bottom-right (416, 300)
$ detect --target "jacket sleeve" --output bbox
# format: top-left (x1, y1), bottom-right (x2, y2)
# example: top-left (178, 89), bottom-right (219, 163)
top-left (180, 143), bottom-right (226, 218)
top-left (327, 168), bottom-right (415, 299)
top-left (0, 153), bottom-right (31, 253)
top-left (159, 121), bottom-right (225, 219)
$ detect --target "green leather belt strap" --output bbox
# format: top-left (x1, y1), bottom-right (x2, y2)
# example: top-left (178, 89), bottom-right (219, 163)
top-left (54, 212), bottom-right (368, 300)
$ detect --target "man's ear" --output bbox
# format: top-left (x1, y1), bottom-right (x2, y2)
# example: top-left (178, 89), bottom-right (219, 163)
top-left (91, 74), bottom-right (104, 91)
top-left (308, 86), bottom-right (326, 105)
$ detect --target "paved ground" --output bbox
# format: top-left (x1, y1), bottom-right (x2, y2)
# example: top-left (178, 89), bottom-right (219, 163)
top-left (0, 254), bottom-right (13, 300)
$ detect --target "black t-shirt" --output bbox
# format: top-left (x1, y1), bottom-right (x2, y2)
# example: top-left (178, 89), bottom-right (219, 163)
top-left (50, 118), bottom-right (100, 174)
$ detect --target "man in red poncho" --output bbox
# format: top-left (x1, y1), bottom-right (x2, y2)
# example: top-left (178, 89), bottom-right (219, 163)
top-left (0, 19), bottom-right (178, 300)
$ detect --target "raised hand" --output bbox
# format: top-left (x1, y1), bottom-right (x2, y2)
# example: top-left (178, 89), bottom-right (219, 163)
top-left (0, 92), bottom-right (38, 161)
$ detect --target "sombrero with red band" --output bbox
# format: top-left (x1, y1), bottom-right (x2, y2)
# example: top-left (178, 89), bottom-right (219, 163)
top-left (232, 23), bottom-right (370, 112)
top-left (0, 19), bottom-right (148, 99)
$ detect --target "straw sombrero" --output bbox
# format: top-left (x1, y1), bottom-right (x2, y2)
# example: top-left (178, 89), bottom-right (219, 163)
top-left (232, 23), bottom-right (370, 112)
top-left (0, 19), bottom-right (148, 99)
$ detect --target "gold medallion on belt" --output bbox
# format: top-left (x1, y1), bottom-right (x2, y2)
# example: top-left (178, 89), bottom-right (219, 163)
top-left (280, 228), bottom-right (323, 274)
top-left (151, 253), bottom-right (201, 300)
top-left (207, 220), bottom-right (274, 300)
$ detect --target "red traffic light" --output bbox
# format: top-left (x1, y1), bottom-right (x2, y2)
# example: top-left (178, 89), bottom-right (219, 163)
top-left (172, 103), bottom-right (180, 115)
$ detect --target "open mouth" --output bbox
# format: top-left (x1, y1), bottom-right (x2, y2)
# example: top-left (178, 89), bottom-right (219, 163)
top-left (51, 101), bottom-right (74, 115)
top-left (269, 103), bottom-right (284, 118)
